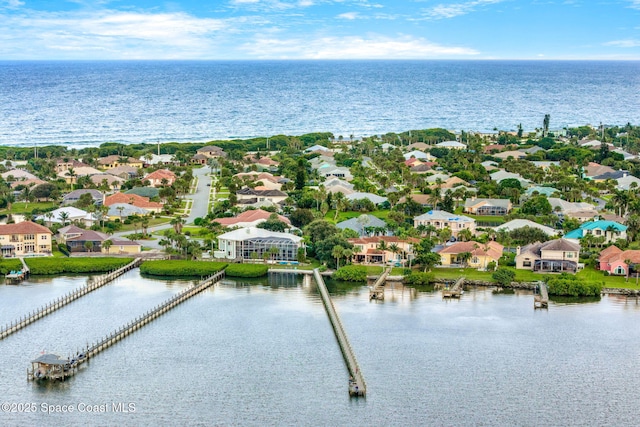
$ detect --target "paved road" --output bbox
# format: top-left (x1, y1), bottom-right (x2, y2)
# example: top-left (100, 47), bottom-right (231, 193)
top-left (110, 166), bottom-right (212, 250)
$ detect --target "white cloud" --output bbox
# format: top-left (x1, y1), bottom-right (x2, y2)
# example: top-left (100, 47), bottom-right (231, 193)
top-left (241, 34), bottom-right (479, 58)
top-left (629, 1), bottom-right (640, 10)
top-left (603, 39), bottom-right (640, 48)
top-left (337, 12), bottom-right (359, 19)
top-left (424, 0), bottom-right (504, 20)
top-left (0, 10), bottom-right (231, 58)
top-left (1, 0), bottom-right (24, 8)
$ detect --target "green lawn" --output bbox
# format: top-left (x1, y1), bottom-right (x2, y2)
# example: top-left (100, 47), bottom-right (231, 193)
top-left (0, 201), bottom-right (57, 215)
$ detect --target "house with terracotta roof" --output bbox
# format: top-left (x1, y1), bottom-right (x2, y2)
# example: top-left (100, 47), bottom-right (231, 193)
top-left (598, 245), bottom-right (640, 276)
top-left (348, 236), bottom-right (419, 264)
top-left (213, 209), bottom-right (291, 228)
top-left (0, 221), bottom-right (52, 257)
top-left (144, 169), bottom-right (177, 187)
top-left (515, 239), bottom-right (580, 273)
top-left (437, 241), bottom-right (504, 269)
top-left (97, 155), bottom-right (143, 169)
top-left (104, 192), bottom-right (163, 213)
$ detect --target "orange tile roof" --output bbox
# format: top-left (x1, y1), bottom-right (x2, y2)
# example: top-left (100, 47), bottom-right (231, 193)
top-left (438, 241), bottom-right (504, 260)
top-left (104, 192), bottom-right (163, 209)
top-left (144, 169), bottom-right (177, 181)
top-left (0, 221), bottom-right (52, 235)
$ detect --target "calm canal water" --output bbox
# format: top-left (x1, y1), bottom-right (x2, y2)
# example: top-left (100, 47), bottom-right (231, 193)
top-left (1, 271), bottom-right (639, 426)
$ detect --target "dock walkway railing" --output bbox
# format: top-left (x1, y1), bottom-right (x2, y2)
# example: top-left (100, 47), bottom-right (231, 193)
top-left (1, 258), bottom-right (142, 341)
top-left (313, 269), bottom-right (366, 397)
top-left (83, 270), bottom-right (225, 361)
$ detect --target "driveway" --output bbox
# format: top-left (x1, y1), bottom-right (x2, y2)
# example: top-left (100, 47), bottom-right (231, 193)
top-left (109, 166), bottom-right (212, 250)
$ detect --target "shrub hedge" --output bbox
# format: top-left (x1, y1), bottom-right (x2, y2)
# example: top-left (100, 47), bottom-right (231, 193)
top-left (24, 258), bottom-right (131, 275)
top-left (547, 274), bottom-right (603, 297)
top-left (332, 265), bottom-right (368, 282)
top-left (404, 272), bottom-right (435, 286)
top-left (140, 261), bottom-right (227, 277)
top-left (0, 259), bottom-right (23, 275)
top-left (225, 264), bottom-right (268, 277)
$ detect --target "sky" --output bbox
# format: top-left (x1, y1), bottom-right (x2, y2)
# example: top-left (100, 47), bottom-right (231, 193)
top-left (0, 0), bottom-right (639, 60)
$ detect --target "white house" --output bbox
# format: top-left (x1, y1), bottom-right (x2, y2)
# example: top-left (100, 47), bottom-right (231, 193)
top-left (214, 228), bottom-right (303, 262)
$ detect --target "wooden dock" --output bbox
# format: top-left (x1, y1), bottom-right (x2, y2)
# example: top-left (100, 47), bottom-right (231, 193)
top-left (369, 267), bottom-right (392, 301)
top-left (443, 276), bottom-right (465, 298)
top-left (2, 258), bottom-right (141, 341)
top-left (4, 257), bottom-right (30, 284)
top-left (28, 270), bottom-right (226, 381)
top-left (313, 269), bottom-right (366, 397)
top-left (534, 282), bottom-right (549, 309)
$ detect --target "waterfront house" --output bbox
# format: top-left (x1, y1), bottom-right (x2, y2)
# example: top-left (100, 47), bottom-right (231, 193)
top-left (413, 210), bottom-right (476, 237)
top-left (515, 239), bottom-right (580, 273)
top-left (58, 225), bottom-right (141, 254)
top-left (214, 227), bottom-right (303, 262)
top-left (0, 221), bottom-right (52, 257)
top-left (437, 241), bottom-right (503, 269)
top-left (348, 236), bottom-right (419, 264)
top-left (598, 245), bottom-right (640, 276)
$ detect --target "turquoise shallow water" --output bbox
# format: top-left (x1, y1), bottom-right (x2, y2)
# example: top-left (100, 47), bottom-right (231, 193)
top-left (1, 60), bottom-right (639, 148)
top-left (1, 272), bottom-right (639, 426)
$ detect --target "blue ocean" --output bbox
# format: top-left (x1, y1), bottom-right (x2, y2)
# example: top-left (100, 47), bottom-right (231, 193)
top-left (1, 60), bottom-right (639, 148)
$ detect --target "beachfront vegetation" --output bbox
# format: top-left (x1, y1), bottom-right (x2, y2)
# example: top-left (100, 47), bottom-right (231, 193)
top-left (0, 259), bottom-right (23, 274)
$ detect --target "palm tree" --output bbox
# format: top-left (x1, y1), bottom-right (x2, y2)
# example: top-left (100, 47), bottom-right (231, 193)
top-left (59, 211), bottom-right (70, 226)
top-left (171, 216), bottom-right (186, 234)
top-left (458, 251), bottom-right (472, 268)
top-left (116, 206), bottom-right (125, 221)
top-left (332, 245), bottom-right (345, 269)
top-left (388, 243), bottom-right (400, 264)
top-left (102, 239), bottom-right (113, 254)
top-left (45, 211), bottom-right (54, 227)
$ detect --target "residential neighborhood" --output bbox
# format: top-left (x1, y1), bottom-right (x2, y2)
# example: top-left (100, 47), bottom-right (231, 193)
top-left (1, 124), bottom-right (640, 290)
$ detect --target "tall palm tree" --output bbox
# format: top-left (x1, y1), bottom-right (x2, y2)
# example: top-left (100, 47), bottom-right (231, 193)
top-left (59, 211), bottom-right (70, 226)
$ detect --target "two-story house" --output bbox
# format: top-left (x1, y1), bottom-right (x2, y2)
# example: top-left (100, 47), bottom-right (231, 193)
top-left (0, 221), bottom-right (52, 257)
top-left (515, 239), bottom-right (580, 273)
top-left (413, 210), bottom-right (476, 237)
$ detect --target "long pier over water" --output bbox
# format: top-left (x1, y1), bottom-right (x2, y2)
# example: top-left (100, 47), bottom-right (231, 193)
top-left (313, 269), bottom-right (366, 397)
top-left (1, 258), bottom-right (142, 341)
top-left (29, 270), bottom-right (226, 381)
